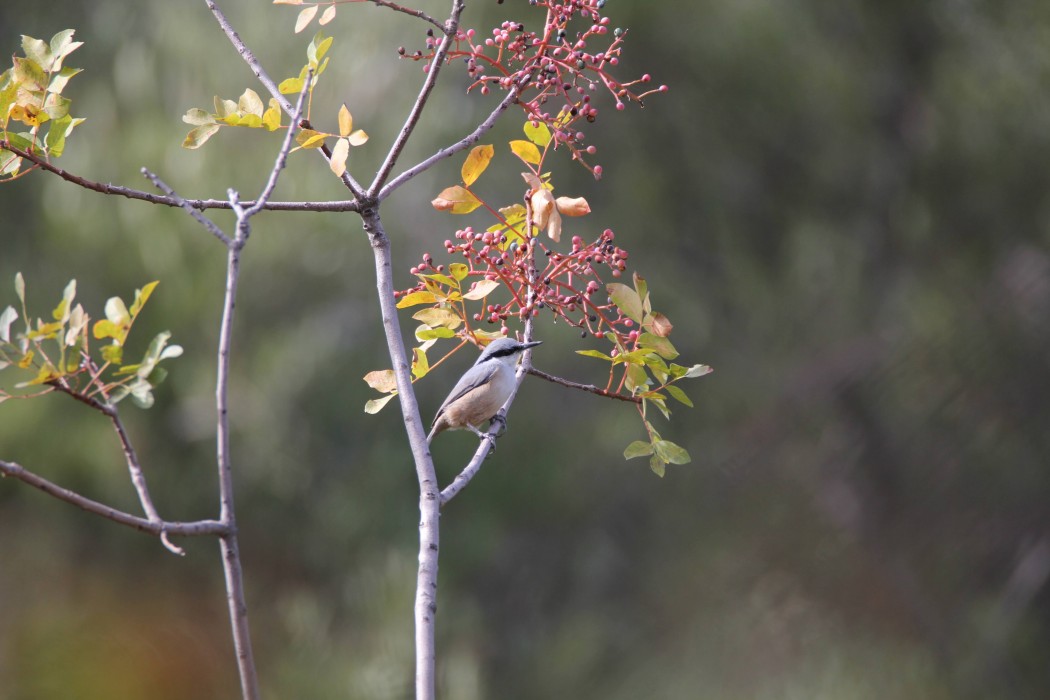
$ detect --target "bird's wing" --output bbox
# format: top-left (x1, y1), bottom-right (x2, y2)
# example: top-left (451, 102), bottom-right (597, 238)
top-left (432, 362), bottom-right (501, 426)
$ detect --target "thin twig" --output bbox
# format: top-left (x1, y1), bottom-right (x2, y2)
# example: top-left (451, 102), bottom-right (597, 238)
top-left (245, 73), bottom-right (311, 217)
top-left (0, 140), bottom-right (359, 212)
top-left (142, 169), bottom-right (232, 246)
top-left (369, 0), bottom-right (465, 194)
top-left (48, 380), bottom-right (186, 555)
top-left (527, 366), bottom-right (642, 403)
top-left (377, 77), bottom-right (529, 201)
top-left (203, 0), bottom-right (368, 198)
top-left (371, 0), bottom-right (444, 32)
top-left (0, 459), bottom-right (229, 537)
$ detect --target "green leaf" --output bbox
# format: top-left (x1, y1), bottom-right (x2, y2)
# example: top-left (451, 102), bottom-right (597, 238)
top-left (51, 278), bottom-right (76, 322)
top-left (624, 362), bottom-right (650, 393)
top-left (42, 93), bottom-right (71, 120)
top-left (633, 272), bottom-right (648, 307)
top-left (524, 120), bottom-right (552, 147)
top-left (364, 393), bottom-right (397, 414)
top-left (129, 377), bottom-right (155, 408)
top-left (100, 343), bottom-right (123, 364)
top-left (461, 144), bottom-right (494, 186)
top-left (415, 326), bottom-right (457, 341)
top-left (308, 31), bottom-right (333, 64)
top-left (49, 29), bottom-right (83, 68)
top-left (420, 272), bottom-right (459, 288)
top-left (183, 124), bottom-right (221, 149)
top-left (48, 66), bottom-right (82, 95)
top-left (623, 440), bottom-right (654, 459)
top-left (665, 384), bottom-right (693, 407)
top-left (637, 332), bottom-right (678, 360)
top-left (182, 108), bottom-right (215, 126)
top-left (607, 282), bottom-right (644, 323)
top-left (653, 440), bottom-right (691, 465)
top-left (21, 35), bottom-right (53, 72)
top-left (462, 279), bottom-right (500, 300)
top-left (12, 56), bottom-right (47, 91)
top-left (649, 455), bottom-right (666, 477)
top-left (411, 347), bottom-right (429, 379)
top-left (0, 306), bottom-right (17, 342)
top-left (449, 263), bottom-right (469, 281)
top-left (129, 281), bottom-right (159, 318)
top-left (279, 77), bottom-right (304, 95)
top-left (576, 349), bottom-right (613, 361)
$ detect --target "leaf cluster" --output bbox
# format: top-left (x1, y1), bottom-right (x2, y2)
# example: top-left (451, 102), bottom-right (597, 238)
top-left (0, 274), bottom-right (181, 409)
top-left (0, 30), bottom-right (86, 180)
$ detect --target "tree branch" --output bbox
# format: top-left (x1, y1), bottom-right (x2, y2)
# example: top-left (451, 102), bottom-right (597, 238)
top-left (370, 0), bottom-right (444, 32)
top-left (369, 0), bottom-right (465, 194)
top-left (0, 458), bottom-right (228, 537)
top-left (0, 141), bottom-right (359, 212)
top-left (527, 366), bottom-right (642, 403)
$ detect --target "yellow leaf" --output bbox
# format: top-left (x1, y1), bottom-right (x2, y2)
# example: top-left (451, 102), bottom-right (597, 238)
top-left (396, 290), bottom-right (438, 308)
top-left (347, 129), bottom-right (368, 146)
top-left (412, 308), bottom-right (463, 329)
top-left (524, 120), bottom-right (552, 147)
top-left (238, 89), bottom-right (264, 117)
top-left (338, 104), bottom-right (352, 137)
top-left (330, 137), bottom-right (349, 177)
top-left (509, 139), bottom-right (542, 165)
top-left (319, 4), bottom-right (337, 25)
top-left (461, 144), bottom-right (494, 187)
top-left (431, 186), bottom-right (481, 214)
top-left (363, 369), bottom-right (398, 393)
top-left (262, 100), bottom-right (282, 131)
top-left (295, 5), bottom-right (318, 33)
top-left (462, 279), bottom-right (500, 300)
top-left (295, 129), bottom-right (327, 148)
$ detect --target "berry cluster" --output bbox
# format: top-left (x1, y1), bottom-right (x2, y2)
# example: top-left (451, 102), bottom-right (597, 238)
top-left (397, 226), bottom-right (643, 347)
top-left (399, 0), bottom-right (666, 176)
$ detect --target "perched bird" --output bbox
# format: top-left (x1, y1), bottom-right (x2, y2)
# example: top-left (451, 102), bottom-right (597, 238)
top-left (427, 337), bottom-right (542, 444)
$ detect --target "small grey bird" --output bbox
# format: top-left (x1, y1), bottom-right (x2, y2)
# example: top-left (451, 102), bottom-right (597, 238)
top-left (427, 337), bottom-right (542, 444)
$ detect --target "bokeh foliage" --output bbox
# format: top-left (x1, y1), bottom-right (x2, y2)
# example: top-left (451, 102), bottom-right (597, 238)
top-left (2, 0), bottom-right (1050, 698)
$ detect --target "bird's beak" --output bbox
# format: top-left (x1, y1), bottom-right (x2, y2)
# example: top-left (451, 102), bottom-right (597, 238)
top-left (521, 340), bottom-right (542, 350)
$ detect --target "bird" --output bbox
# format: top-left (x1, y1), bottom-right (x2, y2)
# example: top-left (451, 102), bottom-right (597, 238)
top-left (427, 337), bottom-right (542, 445)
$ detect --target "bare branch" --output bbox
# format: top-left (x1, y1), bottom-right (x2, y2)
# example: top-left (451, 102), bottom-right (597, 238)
top-left (527, 366), bottom-right (643, 404)
top-left (370, 0), bottom-right (444, 31)
top-left (142, 169), bottom-right (232, 246)
top-left (0, 458), bottom-right (228, 537)
top-left (244, 72), bottom-right (311, 217)
top-left (203, 0), bottom-right (368, 199)
top-left (0, 140), bottom-right (358, 212)
top-left (369, 0), bottom-right (465, 194)
top-left (377, 79), bottom-right (527, 201)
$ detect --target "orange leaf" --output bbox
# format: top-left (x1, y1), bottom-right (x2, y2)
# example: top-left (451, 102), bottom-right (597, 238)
top-left (432, 185), bottom-right (481, 214)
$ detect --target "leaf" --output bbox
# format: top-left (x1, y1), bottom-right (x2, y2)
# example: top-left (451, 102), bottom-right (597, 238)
top-left (100, 343), bottom-right (123, 364)
top-left (509, 139), bottom-right (542, 165)
top-left (637, 332), bottom-right (678, 360)
top-left (649, 455), bottom-right (666, 477)
top-left (462, 279), bottom-right (500, 300)
top-left (396, 290), bottom-right (438, 308)
top-left (17, 350), bottom-right (34, 369)
top-left (182, 108), bottom-right (215, 126)
top-left (415, 326), bottom-right (457, 341)
top-left (411, 347), bottom-right (429, 379)
top-left (684, 364), bottom-right (713, 379)
top-left (51, 279), bottom-right (76, 322)
top-left (93, 319), bottom-right (121, 342)
top-left (21, 35), bottom-right (53, 72)
top-left (648, 311), bottom-right (673, 338)
top-left (625, 362), bottom-right (650, 393)
top-left (42, 93), bottom-right (71, 120)
top-left (0, 306), bottom-right (17, 342)
top-left (295, 5), bottom-right (319, 33)
top-left (665, 384), bottom-right (693, 408)
top-left (365, 393), bottom-right (397, 414)
top-left (633, 272), bottom-right (649, 311)
top-left (48, 66), bottom-right (83, 95)
top-left (524, 120), bottom-right (552, 147)
top-left (273, 0), bottom-right (304, 4)
top-left (105, 296), bottom-right (131, 328)
top-left (555, 196), bottom-right (590, 217)
top-left (65, 304), bottom-right (86, 347)
top-left (337, 104), bottom-right (353, 137)
top-left (576, 349), bottom-right (614, 361)
top-left (654, 440), bottom-right (691, 465)
top-left (129, 280), bottom-right (159, 318)
top-left (49, 29), bottom-right (83, 69)
top-left (183, 123), bottom-right (221, 149)
top-left (15, 273), bottom-right (25, 304)
top-left (129, 377), bottom-right (155, 409)
top-left (238, 89), bottom-right (265, 117)
top-left (262, 99), bottom-right (282, 130)
top-left (449, 263), bottom-right (469, 281)
top-left (412, 308), bottom-right (462, 329)
top-left (431, 185), bottom-right (481, 214)
top-left (319, 4), bottom-right (337, 24)
top-left (363, 369), bottom-right (397, 393)
top-left (279, 77), bottom-right (304, 94)
top-left (330, 137), bottom-right (349, 177)
top-left (607, 283), bottom-right (644, 323)
top-left (461, 144), bottom-right (494, 186)
top-left (346, 129), bottom-right (368, 146)
top-left (295, 129), bottom-right (327, 149)
top-left (623, 440), bottom-right (654, 459)
top-left (309, 31), bottom-right (334, 64)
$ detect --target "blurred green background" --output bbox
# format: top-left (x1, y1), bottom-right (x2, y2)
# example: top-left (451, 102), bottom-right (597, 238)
top-left (3, 0), bottom-right (1050, 698)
